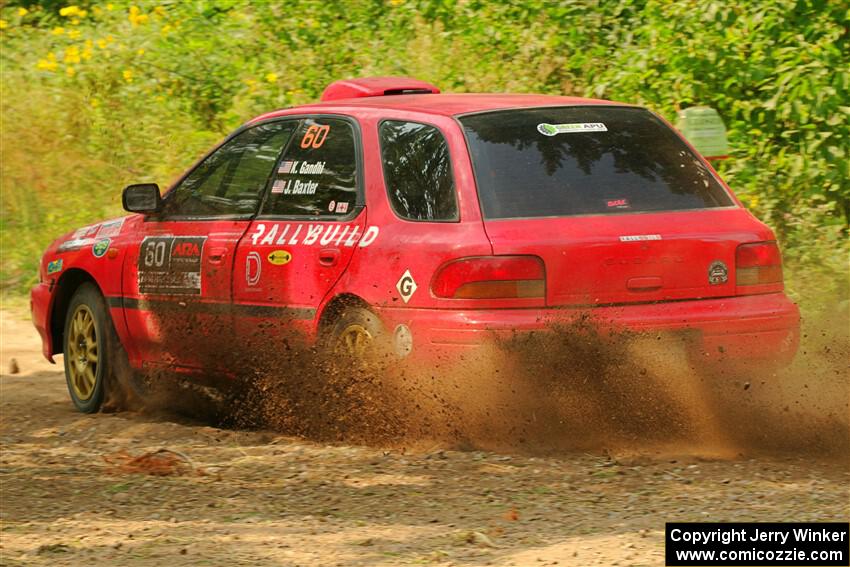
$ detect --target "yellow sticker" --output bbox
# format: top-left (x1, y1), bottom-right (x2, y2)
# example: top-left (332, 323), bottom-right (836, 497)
top-left (267, 250), bottom-right (292, 265)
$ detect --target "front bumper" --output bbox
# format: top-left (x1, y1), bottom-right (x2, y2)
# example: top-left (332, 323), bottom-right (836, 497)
top-left (375, 293), bottom-right (800, 365)
top-left (30, 282), bottom-right (55, 362)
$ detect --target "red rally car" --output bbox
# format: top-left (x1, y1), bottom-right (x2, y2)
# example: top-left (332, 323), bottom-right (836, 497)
top-left (30, 77), bottom-right (800, 413)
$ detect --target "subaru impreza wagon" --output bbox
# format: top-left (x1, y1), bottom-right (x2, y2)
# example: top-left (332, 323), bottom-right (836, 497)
top-left (30, 77), bottom-right (799, 412)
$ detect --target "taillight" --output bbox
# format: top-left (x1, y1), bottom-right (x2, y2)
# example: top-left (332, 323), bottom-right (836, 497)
top-left (736, 242), bottom-right (783, 286)
top-left (432, 256), bottom-right (545, 299)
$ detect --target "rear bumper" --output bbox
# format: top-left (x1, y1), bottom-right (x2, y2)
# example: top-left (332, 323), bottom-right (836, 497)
top-left (375, 293), bottom-right (800, 364)
top-left (30, 282), bottom-right (55, 363)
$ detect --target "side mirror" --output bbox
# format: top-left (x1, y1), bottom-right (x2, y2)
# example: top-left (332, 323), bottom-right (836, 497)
top-left (122, 183), bottom-right (162, 214)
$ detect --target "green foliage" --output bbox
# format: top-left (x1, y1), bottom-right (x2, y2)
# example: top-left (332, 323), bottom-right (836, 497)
top-left (1, 0), bottom-right (847, 303)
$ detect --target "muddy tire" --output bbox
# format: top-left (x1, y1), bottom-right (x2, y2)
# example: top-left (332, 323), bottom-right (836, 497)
top-left (62, 283), bottom-right (134, 413)
top-left (326, 306), bottom-right (386, 359)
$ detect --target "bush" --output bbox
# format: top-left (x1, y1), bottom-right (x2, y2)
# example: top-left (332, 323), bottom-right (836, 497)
top-left (1, 0), bottom-right (847, 304)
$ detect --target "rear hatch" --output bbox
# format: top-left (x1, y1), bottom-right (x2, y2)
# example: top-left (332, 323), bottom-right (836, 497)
top-left (460, 105), bottom-right (767, 306)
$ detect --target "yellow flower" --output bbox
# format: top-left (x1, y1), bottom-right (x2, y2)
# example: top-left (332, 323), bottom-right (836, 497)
top-left (128, 6), bottom-right (149, 26)
top-left (18, 7), bottom-right (29, 16)
top-left (137, 48), bottom-right (145, 56)
top-left (65, 66), bottom-right (76, 77)
top-left (265, 72), bottom-right (278, 83)
top-left (161, 23), bottom-right (172, 35)
top-left (59, 6), bottom-right (86, 18)
top-left (52, 26), bottom-right (65, 35)
top-left (106, 4), bottom-right (114, 11)
top-left (122, 69), bottom-right (134, 82)
top-left (64, 46), bottom-right (81, 64)
top-left (0, 20), bottom-right (7, 30)
top-left (153, 6), bottom-right (167, 17)
top-left (37, 55), bottom-right (58, 71)
top-left (82, 47), bottom-right (92, 60)
top-left (96, 39), bottom-right (108, 49)
top-left (68, 29), bottom-right (81, 39)
top-left (749, 196), bottom-right (760, 208)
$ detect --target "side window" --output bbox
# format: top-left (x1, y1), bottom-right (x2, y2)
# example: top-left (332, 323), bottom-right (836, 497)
top-left (379, 120), bottom-right (458, 221)
top-left (162, 121), bottom-right (295, 217)
top-left (262, 118), bottom-right (358, 218)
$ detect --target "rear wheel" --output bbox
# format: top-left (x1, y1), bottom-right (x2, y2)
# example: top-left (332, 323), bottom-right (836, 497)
top-left (327, 307), bottom-right (385, 358)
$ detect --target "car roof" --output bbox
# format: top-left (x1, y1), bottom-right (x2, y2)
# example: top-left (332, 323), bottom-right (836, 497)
top-left (250, 93), bottom-right (627, 124)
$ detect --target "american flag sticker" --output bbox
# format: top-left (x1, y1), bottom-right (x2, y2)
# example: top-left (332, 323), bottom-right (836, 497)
top-left (278, 160), bottom-right (296, 174)
top-left (271, 180), bottom-right (286, 194)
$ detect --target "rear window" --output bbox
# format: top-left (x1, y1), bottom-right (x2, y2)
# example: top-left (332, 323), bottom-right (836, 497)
top-left (379, 120), bottom-right (458, 222)
top-left (460, 106), bottom-right (733, 219)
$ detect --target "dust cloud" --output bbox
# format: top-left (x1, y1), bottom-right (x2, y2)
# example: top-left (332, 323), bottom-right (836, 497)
top-left (129, 305), bottom-right (849, 463)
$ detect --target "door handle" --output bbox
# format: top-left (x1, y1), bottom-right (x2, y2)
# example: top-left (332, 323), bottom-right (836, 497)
top-left (208, 247), bottom-right (228, 264)
top-left (318, 248), bottom-right (340, 267)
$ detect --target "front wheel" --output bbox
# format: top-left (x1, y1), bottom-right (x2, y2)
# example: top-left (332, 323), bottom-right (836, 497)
top-left (63, 284), bottom-right (115, 413)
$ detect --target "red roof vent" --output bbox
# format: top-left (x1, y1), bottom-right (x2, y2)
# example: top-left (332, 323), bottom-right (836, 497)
top-left (320, 77), bottom-right (440, 102)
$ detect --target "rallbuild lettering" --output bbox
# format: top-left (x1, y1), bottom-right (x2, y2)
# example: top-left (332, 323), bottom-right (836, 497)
top-left (249, 223), bottom-right (379, 248)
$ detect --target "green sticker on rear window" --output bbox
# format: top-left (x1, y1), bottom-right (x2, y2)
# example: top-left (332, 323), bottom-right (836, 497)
top-left (537, 122), bottom-right (607, 136)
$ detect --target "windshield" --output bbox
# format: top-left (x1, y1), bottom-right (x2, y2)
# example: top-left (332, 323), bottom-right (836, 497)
top-left (460, 106), bottom-right (734, 219)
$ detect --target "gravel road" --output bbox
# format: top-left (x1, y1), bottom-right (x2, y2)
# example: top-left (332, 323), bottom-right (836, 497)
top-left (1, 307), bottom-right (847, 566)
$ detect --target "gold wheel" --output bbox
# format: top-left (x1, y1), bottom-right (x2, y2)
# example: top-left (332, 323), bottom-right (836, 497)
top-left (66, 304), bottom-right (99, 401)
top-left (336, 324), bottom-right (373, 357)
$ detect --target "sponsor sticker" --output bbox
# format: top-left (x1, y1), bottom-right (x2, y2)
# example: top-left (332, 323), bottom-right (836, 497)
top-left (47, 259), bottom-right (63, 275)
top-left (537, 122), bottom-right (607, 136)
top-left (72, 224), bottom-right (101, 239)
top-left (396, 270), bottom-right (417, 304)
top-left (138, 236), bottom-right (206, 295)
top-left (708, 260), bottom-right (729, 285)
top-left (57, 239), bottom-right (90, 252)
top-left (336, 201), bottom-right (349, 214)
top-left (246, 251), bottom-right (261, 286)
top-left (98, 218), bottom-right (125, 238)
top-left (607, 198), bottom-right (630, 209)
top-left (619, 234), bottom-right (662, 242)
top-left (328, 200), bottom-right (336, 213)
top-left (92, 238), bottom-right (111, 258)
top-left (267, 250), bottom-right (292, 265)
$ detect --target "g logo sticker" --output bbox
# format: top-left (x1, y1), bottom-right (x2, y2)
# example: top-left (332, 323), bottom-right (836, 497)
top-left (396, 270), bottom-right (417, 304)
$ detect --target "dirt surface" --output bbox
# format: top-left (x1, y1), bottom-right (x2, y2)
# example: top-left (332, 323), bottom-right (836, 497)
top-left (1, 307), bottom-right (848, 566)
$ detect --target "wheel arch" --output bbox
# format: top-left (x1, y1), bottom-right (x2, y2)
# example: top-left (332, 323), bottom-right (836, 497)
top-left (317, 293), bottom-right (373, 334)
top-left (49, 268), bottom-right (103, 357)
